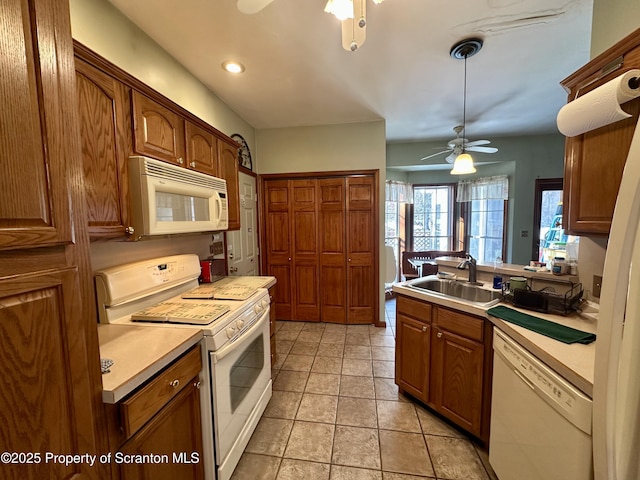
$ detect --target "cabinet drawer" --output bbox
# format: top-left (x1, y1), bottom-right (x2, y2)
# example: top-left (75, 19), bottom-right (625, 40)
top-left (435, 307), bottom-right (483, 342)
top-left (397, 295), bottom-right (432, 322)
top-left (120, 345), bottom-right (202, 438)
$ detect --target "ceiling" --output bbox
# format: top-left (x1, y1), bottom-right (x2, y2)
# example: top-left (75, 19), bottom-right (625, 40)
top-left (108, 0), bottom-right (593, 143)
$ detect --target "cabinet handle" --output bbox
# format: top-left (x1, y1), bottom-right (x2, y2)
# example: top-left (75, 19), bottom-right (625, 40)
top-left (190, 161), bottom-right (196, 168)
top-left (288, 257), bottom-right (292, 261)
top-left (422, 326), bottom-right (427, 332)
top-left (194, 381), bottom-right (201, 390)
top-left (348, 258), bottom-right (352, 262)
top-left (125, 226), bottom-right (135, 235)
top-left (436, 332), bottom-right (443, 338)
top-left (177, 157), bottom-right (184, 165)
top-left (170, 379), bottom-right (180, 389)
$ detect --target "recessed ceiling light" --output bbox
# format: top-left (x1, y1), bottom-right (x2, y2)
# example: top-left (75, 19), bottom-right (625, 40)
top-left (222, 61), bottom-right (245, 74)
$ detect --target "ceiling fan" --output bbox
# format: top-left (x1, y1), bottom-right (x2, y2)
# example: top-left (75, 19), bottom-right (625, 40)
top-left (420, 125), bottom-right (498, 164)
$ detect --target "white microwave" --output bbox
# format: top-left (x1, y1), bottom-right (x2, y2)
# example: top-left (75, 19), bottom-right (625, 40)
top-left (128, 156), bottom-right (228, 240)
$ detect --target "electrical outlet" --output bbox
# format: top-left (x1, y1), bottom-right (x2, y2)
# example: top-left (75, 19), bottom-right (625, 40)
top-left (593, 275), bottom-right (603, 298)
top-left (520, 230), bottom-right (529, 238)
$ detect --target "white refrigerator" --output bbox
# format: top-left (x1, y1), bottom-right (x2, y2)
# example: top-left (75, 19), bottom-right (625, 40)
top-left (592, 112), bottom-right (640, 479)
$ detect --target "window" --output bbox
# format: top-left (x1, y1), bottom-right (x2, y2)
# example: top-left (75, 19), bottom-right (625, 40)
top-left (411, 185), bottom-right (455, 251)
top-left (458, 176), bottom-right (509, 264)
top-left (464, 198), bottom-right (506, 263)
top-left (385, 181), bottom-right (413, 283)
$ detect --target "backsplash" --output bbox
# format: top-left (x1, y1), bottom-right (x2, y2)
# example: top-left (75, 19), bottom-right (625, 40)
top-left (89, 233), bottom-right (214, 271)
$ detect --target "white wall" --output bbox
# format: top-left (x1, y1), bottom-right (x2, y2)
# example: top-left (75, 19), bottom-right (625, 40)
top-left (591, 0), bottom-right (640, 57)
top-left (257, 121), bottom-right (388, 324)
top-left (386, 133), bottom-right (566, 265)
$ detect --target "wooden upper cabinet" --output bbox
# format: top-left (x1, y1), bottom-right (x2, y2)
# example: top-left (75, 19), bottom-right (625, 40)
top-left (217, 139), bottom-right (241, 230)
top-left (560, 28), bottom-right (640, 235)
top-left (132, 91), bottom-right (186, 165)
top-left (185, 121), bottom-right (217, 175)
top-left (0, 0), bottom-right (76, 249)
top-left (75, 58), bottom-right (131, 239)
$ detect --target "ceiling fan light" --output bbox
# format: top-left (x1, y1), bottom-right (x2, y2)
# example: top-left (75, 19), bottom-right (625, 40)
top-left (324, 0), bottom-right (353, 20)
top-left (372, 0), bottom-right (384, 4)
top-left (450, 153), bottom-right (476, 175)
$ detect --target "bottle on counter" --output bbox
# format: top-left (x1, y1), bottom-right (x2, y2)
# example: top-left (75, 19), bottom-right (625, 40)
top-left (493, 256), bottom-right (503, 289)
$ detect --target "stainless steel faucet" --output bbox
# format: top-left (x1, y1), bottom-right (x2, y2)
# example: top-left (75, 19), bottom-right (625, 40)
top-left (457, 254), bottom-right (479, 284)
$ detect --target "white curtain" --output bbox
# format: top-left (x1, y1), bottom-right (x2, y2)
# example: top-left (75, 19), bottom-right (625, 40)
top-left (385, 180), bottom-right (413, 203)
top-left (457, 175), bottom-right (509, 202)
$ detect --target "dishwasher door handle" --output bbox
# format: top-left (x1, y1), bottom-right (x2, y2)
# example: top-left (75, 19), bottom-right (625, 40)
top-left (513, 368), bottom-right (536, 390)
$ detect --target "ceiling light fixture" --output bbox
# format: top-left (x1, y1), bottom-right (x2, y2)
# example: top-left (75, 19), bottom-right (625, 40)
top-left (325, 0), bottom-right (385, 51)
top-left (221, 61), bottom-right (245, 74)
top-left (324, 0), bottom-right (354, 20)
top-left (449, 38), bottom-right (483, 175)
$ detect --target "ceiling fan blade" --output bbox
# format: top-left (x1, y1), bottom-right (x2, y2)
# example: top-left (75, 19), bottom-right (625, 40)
top-left (237, 0), bottom-right (275, 14)
top-left (466, 146), bottom-right (498, 154)
top-left (420, 150), bottom-right (449, 161)
top-left (465, 139), bottom-right (491, 147)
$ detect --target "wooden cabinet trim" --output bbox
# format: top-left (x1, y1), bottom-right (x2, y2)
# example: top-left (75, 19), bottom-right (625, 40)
top-left (120, 346), bottom-right (202, 439)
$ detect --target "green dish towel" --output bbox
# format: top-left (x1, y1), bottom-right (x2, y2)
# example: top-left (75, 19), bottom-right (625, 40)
top-left (487, 305), bottom-right (596, 345)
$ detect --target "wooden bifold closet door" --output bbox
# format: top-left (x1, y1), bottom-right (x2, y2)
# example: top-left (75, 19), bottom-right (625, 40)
top-left (262, 172), bottom-right (378, 325)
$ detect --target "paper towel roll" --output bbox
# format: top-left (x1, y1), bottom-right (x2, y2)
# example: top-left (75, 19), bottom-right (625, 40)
top-left (557, 69), bottom-right (640, 137)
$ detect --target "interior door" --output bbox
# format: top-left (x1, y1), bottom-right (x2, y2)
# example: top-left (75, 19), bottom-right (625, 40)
top-left (227, 172), bottom-right (259, 276)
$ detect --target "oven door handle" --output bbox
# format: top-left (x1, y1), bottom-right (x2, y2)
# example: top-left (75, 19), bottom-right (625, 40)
top-left (212, 308), bottom-right (270, 362)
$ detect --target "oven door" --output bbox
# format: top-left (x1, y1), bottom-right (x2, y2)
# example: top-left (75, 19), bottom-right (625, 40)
top-left (210, 309), bottom-right (271, 467)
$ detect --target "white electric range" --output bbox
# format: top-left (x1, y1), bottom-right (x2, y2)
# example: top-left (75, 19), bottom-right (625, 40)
top-left (95, 254), bottom-right (272, 480)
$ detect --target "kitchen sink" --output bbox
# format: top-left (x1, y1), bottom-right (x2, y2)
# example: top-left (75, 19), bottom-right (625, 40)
top-left (408, 278), bottom-right (502, 307)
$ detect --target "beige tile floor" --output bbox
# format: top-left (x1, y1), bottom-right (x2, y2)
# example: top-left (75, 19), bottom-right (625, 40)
top-left (231, 298), bottom-right (499, 480)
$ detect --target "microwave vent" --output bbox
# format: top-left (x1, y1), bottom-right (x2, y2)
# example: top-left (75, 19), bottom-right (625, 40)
top-left (141, 157), bottom-right (226, 191)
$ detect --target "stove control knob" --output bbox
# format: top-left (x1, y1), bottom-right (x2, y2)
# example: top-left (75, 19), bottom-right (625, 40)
top-left (226, 327), bottom-right (236, 338)
top-left (254, 304), bottom-right (263, 314)
top-left (236, 319), bottom-right (245, 329)
top-left (261, 299), bottom-right (269, 308)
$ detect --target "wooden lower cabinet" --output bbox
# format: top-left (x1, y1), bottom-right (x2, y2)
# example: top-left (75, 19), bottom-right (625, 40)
top-left (430, 326), bottom-right (484, 437)
top-left (395, 313), bottom-right (430, 401)
top-left (395, 294), bottom-right (492, 444)
top-left (269, 285), bottom-right (277, 367)
top-left (119, 379), bottom-right (203, 480)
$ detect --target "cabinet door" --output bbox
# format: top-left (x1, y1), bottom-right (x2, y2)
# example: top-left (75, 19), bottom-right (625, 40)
top-left (264, 180), bottom-right (293, 320)
top-left (561, 33), bottom-right (640, 235)
top-left (119, 380), bottom-right (204, 480)
top-left (75, 58), bottom-right (131, 239)
top-left (291, 179), bottom-right (320, 321)
top-left (395, 313), bottom-right (430, 402)
top-left (0, 268), bottom-right (100, 480)
top-left (346, 176), bottom-right (377, 324)
top-left (319, 178), bottom-right (347, 323)
top-left (0, 0), bottom-right (76, 249)
top-left (430, 327), bottom-right (484, 437)
top-left (185, 121), bottom-right (217, 175)
top-left (217, 139), bottom-right (241, 230)
top-left (132, 91), bottom-right (186, 165)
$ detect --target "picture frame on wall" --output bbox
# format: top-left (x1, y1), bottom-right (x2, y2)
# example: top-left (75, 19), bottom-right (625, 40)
top-left (231, 133), bottom-right (252, 171)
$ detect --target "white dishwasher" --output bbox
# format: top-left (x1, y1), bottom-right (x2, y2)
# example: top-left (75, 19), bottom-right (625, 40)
top-left (489, 328), bottom-right (593, 480)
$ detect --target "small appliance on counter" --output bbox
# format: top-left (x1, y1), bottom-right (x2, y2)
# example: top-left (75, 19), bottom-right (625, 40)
top-left (200, 258), bottom-right (226, 283)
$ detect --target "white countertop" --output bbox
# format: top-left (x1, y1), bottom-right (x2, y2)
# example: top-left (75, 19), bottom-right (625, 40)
top-left (392, 280), bottom-right (597, 398)
top-left (98, 324), bottom-right (203, 404)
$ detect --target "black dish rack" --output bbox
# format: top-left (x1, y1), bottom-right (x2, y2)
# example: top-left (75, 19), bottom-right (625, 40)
top-left (501, 282), bottom-right (583, 315)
